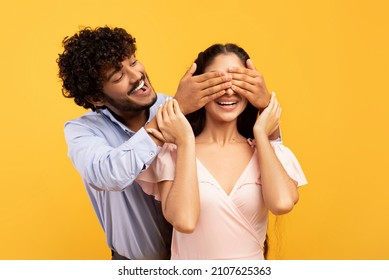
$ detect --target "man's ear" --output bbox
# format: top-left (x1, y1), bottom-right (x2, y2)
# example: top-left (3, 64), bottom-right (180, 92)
top-left (86, 96), bottom-right (105, 107)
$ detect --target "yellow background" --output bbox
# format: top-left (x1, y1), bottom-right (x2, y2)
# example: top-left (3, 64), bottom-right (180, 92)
top-left (0, 0), bottom-right (388, 259)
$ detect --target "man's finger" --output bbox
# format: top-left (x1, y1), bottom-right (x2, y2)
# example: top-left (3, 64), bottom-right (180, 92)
top-left (228, 64), bottom-right (260, 78)
top-left (231, 84), bottom-right (251, 99)
top-left (198, 76), bottom-right (232, 95)
top-left (246, 59), bottom-right (256, 70)
top-left (227, 66), bottom-right (247, 74)
top-left (199, 90), bottom-right (226, 106)
top-left (183, 63), bottom-right (197, 79)
top-left (193, 71), bottom-right (231, 83)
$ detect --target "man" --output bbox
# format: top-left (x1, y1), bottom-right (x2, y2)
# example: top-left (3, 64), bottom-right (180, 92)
top-left (57, 26), bottom-right (235, 260)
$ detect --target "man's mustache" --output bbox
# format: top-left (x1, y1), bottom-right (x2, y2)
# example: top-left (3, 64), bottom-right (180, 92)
top-left (128, 74), bottom-right (146, 95)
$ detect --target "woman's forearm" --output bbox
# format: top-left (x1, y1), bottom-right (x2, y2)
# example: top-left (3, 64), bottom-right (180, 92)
top-left (255, 131), bottom-right (299, 215)
top-left (162, 141), bottom-right (199, 233)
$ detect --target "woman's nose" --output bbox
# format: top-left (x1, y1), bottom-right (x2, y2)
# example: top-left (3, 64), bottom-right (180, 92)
top-left (225, 88), bottom-right (234, 96)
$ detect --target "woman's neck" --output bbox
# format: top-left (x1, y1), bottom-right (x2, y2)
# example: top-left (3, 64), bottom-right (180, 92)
top-left (195, 120), bottom-right (246, 146)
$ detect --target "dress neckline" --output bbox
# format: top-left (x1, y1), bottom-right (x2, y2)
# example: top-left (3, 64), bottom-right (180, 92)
top-left (195, 150), bottom-right (256, 197)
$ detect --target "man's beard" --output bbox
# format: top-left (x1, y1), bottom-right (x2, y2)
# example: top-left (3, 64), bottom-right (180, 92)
top-left (104, 92), bottom-right (157, 112)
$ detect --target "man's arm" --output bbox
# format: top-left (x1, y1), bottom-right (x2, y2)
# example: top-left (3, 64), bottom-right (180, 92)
top-left (65, 120), bottom-right (160, 192)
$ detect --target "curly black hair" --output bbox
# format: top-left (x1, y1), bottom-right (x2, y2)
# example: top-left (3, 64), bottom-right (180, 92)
top-left (57, 26), bottom-right (136, 110)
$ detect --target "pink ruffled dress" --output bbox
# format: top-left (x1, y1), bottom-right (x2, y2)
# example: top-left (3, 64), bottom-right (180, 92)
top-left (136, 138), bottom-right (307, 260)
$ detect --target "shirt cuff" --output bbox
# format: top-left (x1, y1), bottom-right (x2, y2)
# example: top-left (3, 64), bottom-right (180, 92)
top-left (121, 127), bottom-right (161, 166)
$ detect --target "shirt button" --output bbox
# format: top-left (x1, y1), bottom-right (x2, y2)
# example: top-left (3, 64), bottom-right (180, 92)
top-left (149, 152), bottom-right (155, 157)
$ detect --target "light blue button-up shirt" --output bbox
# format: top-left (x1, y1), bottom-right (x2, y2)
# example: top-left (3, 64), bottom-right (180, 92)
top-left (64, 93), bottom-right (172, 259)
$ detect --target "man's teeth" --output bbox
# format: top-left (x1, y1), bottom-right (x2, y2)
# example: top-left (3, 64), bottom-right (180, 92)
top-left (133, 80), bottom-right (145, 92)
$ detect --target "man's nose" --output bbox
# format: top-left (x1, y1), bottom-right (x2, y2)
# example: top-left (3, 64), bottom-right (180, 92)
top-left (126, 67), bottom-right (142, 83)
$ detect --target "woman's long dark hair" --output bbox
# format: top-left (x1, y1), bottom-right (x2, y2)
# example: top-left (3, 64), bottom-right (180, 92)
top-left (185, 44), bottom-right (259, 139)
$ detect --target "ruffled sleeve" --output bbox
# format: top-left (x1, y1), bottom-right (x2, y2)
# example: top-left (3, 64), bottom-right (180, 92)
top-left (136, 143), bottom-right (177, 200)
top-left (270, 138), bottom-right (308, 187)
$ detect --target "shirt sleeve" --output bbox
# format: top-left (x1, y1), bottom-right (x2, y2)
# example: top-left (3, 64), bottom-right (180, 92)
top-left (64, 121), bottom-right (161, 192)
top-left (136, 143), bottom-right (177, 200)
top-left (270, 138), bottom-right (308, 187)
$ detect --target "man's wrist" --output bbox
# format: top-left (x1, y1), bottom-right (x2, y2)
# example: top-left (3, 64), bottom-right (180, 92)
top-left (258, 91), bottom-right (273, 110)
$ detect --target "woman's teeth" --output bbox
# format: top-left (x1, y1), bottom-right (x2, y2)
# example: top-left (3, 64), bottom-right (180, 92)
top-left (217, 101), bottom-right (237, 106)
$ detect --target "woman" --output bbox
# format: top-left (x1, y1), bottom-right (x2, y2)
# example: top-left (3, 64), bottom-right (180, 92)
top-left (137, 44), bottom-right (307, 260)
